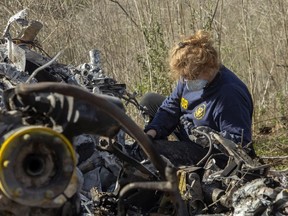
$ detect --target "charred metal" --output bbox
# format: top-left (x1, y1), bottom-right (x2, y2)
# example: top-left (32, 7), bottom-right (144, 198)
top-left (0, 9), bottom-right (287, 216)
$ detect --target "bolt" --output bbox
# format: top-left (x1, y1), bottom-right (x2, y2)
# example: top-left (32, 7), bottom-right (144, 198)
top-left (22, 134), bottom-right (31, 141)
top-left (63, 165), bottom-right (74, 173)
top-left (3, 160), bottom-right (9, 168)
top-left (14, 188), bottom-right (23, 197)
top-left (45, 190), bottom-right (54, 199)
top-left (53, 194), bottom-right (67, 205)
top-left (53, 137), bottom-right (62, 144)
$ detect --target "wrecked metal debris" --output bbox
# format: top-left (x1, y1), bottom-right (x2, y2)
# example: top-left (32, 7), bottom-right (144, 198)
top-left (0, 9), bottom-right (287, 216)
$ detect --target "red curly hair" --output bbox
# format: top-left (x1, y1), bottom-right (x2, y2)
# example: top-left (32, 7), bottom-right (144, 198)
top-left (169, 30), bottom-right (220, 80)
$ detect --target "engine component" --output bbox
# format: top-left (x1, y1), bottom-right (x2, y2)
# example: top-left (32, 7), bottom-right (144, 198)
top-left (0, 9), bottom-right (287, 216)
top-left (0, 126), bottom-right (78, 208)
top-left (3, 84), bottom-right (123, 138)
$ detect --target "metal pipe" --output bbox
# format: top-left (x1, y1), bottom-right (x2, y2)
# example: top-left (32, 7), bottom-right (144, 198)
top-left (15, 82), bottom-right (167, 179)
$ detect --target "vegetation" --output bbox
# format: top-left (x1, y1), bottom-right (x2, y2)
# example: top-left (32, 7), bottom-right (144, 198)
top-left (0, 0), bottom-right (287, 166)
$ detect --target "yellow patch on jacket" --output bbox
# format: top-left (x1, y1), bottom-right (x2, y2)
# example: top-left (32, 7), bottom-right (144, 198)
top-left (181, 97), bottom-right (188, 109)
top-left (194, 104), bottom-right (206, 119)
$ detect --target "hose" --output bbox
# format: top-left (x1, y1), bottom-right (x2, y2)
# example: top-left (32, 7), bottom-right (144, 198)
top-left (15, 82), bottom-right (167, 179)
top-left (194, 129), bottom-right (214, 166)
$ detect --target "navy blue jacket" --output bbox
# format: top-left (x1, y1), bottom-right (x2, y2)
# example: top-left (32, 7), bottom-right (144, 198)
top-left (144, 66), bottom-right (253, 146)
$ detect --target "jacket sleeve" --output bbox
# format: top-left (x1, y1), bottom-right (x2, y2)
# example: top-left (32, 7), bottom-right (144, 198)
top-left (144, 81), bottom-right (184, 139)
top-left (214, 85), bottom-right (253, 146)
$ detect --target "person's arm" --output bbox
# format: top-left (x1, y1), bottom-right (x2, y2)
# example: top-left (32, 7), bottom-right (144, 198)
top-left (144, 81), bottom-right (184, 139)
top-left (214, 85), bottom-right (253, 146)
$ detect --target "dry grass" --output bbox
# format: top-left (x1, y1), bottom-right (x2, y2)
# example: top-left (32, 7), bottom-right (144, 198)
top-left (1, 0), bottom-right (288, 158)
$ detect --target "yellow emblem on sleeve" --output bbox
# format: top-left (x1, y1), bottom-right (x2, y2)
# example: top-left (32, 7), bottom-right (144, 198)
top-left (181, 97), bottom-right (188, 109)
top-left (194, 104), bottom-right (206, 119)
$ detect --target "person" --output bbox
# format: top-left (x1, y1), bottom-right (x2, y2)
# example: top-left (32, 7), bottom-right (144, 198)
top-left (140, 30), bottom-right (255, 167)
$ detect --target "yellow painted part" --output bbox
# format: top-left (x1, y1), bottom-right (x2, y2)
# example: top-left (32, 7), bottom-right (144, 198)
top-left (0, 126), bottom-right (76, 198)
top-left (178, 170), bottom-right (186, 196)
